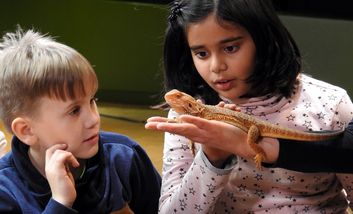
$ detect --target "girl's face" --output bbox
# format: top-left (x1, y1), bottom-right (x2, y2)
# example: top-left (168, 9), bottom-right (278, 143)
top-left (186, 14), bottom-right (256, 104)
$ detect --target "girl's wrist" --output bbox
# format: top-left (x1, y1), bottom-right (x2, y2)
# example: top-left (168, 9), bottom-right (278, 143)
top-left (202, 146), bottom-right (233, 168)
top-left (258, 138), bottom-right (279, 163)
top-left (231, 135), bottom-right (279, 164)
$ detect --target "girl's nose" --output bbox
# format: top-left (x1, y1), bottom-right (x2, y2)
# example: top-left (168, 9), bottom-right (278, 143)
top-left (210, 55), bottom-right (227, 73)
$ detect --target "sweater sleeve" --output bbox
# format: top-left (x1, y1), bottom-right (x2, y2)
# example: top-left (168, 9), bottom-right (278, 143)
top-left (42, 199), bottom-right (78, 214)
top-left (0, 189), bottom-right (78, 214)
top-left (268, 119), bottom-right (353, 173)
top-left (127, 143), bottom-right (162, 214)
top-left (158, 110), bottom-right (236, 213)
top-left (0, 189), bottom-right (21, 213)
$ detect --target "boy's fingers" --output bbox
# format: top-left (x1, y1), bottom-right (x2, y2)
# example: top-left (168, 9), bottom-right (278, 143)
top-left (45, 144), bottom-right (79, 170)
top-left (66, 155), bottom-right (80, 168)
top-left (45, 144), bottom-right (68, 160)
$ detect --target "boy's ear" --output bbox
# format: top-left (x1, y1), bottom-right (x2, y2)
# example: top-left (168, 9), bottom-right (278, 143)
top-left (11, 117), bottom-right (37, 146)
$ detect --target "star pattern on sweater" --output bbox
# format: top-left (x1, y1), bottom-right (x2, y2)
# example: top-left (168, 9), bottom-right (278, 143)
top-left (194, 204), bottom-right (203, 212)
top-left (179, 199), bottom-right (187, 210)
top-left (160, 76), bottom-right (353, 213)
top-left (206, 183), bottom-right (216, 193)
top-left (302, 121), bottom-right (312, 130)
top-left (317, 112), bottom-right (325, 120)
top-left (286, 115), bottom-right (295, 121)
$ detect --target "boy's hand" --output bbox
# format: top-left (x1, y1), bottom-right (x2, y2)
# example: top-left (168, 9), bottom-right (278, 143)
top-left (45, 144), bottom-right (79, 208)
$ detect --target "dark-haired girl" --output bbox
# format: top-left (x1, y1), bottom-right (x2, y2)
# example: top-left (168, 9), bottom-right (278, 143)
top-left (146, 0), bottom-right (353, 213)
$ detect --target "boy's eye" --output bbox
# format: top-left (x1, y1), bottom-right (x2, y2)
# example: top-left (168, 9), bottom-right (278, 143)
top-left (224, 45), bottom-right (239, 53)
top-left (69, 107), bottom-right (81, 116)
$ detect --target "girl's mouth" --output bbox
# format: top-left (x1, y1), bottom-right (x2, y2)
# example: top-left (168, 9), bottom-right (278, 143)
top-left (214, 79), bottom-right (233, 91)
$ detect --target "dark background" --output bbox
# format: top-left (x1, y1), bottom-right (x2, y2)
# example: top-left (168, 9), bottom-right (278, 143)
top-left (114, 0), bottom-right (353, 20)
top-left (2, 0), bottom-right (352, 105)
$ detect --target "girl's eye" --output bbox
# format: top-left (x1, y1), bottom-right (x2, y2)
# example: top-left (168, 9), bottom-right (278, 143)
top-left (195, 51), bottom-right (208, 59)
top-left (224, 45), bottom-right (239, 53)
top-left (69, 107), bottom-right (81, 116)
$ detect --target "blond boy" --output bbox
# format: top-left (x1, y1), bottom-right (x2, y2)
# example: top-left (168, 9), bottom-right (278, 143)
top-left (0, 29), bottom-right (160, 213)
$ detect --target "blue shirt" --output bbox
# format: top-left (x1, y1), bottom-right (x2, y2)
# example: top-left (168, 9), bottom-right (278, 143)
top-left (0, 131), bottom-right (161, 213)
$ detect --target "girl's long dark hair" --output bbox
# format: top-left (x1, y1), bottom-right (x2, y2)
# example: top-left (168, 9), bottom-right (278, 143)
top-left (163, 0), bottom-right (301, 104)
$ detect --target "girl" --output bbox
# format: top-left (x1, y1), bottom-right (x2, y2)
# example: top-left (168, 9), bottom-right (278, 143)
top-left (146, 0), bottom-right (353, 213)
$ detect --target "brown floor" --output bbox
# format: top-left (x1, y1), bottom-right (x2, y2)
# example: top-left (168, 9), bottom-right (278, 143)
top-left (0, 102), bottom-right (167, 173)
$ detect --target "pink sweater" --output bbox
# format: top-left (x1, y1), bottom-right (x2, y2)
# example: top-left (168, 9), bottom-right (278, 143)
top-left (159, 75), bottom-right (353, 213)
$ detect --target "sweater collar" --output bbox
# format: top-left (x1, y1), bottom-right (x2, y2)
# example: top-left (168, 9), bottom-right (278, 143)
top-left (11, 136), bottom-right (103, 199)
top-left (220, 94), bottom-right (289, 117)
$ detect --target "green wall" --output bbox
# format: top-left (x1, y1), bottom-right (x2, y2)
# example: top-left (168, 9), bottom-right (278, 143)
top-left (281, 15), bottom-right (353, 97)
top-left (1, 1), bottom-right (352, 104)
top-left (0, 0), bottom-right (168, 105)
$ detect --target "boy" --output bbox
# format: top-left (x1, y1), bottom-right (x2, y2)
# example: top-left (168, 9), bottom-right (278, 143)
top-left (0, 29), bottom-right (161, 213)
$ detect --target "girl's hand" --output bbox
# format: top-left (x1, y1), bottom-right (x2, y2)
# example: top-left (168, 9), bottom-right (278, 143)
top-left (146, 115), bottom-right (252, 164)
top-left (45, 144), bottom-right (79, 208)
top-left (216, 101), bottom-right (240, 111)
top-left (146, 115), bottom-right (280, 165)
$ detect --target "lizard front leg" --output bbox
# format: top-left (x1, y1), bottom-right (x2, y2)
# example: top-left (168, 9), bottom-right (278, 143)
top-left (247, 125), bottom-right (267, 169)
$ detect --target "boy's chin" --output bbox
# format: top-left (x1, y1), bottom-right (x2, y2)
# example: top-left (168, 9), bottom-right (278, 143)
top-left (75, 146), bottom-right (99, 159)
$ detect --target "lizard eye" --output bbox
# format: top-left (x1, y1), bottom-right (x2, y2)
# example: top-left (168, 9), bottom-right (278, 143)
top-left (188, 103), bottom-right (192, 108)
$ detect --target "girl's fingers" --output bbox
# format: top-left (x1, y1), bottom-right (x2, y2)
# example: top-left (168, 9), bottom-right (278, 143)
top-left (178, 115), bottom-right (210, 129)
top-left (145, 116), bottom-right (181, 130)
top-left (155, 121), bottom-right (196, 134)
top-left (216, 101), bottom-right (226, 107)
top-left (146, 115), bottom-right (210, 134)
top-left (224, 104), bottom-right (239, 111)
top-left (196, 99), bottom-right (204, 104)
top-left (146, 116), bottom-right (170, 122)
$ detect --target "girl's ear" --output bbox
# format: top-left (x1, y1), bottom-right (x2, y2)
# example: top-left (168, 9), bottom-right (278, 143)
top-left (11, 117), bottom-right (37, 146)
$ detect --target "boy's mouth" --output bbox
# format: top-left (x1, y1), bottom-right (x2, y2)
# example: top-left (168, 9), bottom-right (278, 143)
top-left (83, 133), bottom-right (99, 143)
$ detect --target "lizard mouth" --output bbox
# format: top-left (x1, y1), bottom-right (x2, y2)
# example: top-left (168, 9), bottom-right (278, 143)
top-left (167, 101), bottom-right (187, 114)
top-left (164, 89), bottom-right (205, 115)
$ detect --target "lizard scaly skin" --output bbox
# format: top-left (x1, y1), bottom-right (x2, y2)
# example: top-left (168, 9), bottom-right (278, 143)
top-left (164, 89), bottom-right (344, 169)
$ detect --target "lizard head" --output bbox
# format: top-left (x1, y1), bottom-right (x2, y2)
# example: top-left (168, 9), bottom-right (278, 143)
top-left (164, 89), bottom-right (204, 116)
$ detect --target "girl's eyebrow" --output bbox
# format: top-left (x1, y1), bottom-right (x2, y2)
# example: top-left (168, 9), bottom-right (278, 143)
top-left (220, 36), bottom-right (243, 44)
top-left (190, 36), bottom-right (243, 51)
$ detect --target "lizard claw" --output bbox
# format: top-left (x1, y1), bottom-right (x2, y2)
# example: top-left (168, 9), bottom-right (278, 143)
top-left (254, 154), bottom-right (264, 170)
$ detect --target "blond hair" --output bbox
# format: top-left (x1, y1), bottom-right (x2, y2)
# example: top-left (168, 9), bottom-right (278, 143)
top-left (0, 28), bottom-right (98, 132)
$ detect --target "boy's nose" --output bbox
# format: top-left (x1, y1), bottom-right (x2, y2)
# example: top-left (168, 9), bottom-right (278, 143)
top-left (86, 108), bottom-right (100, 129)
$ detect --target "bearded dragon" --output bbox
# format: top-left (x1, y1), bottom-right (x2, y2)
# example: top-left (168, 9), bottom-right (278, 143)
top-left (165, 89), bottom-right (344, 169)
